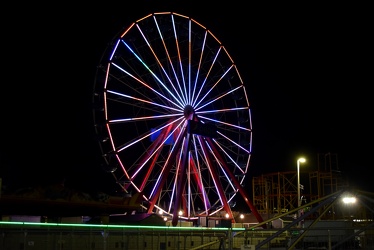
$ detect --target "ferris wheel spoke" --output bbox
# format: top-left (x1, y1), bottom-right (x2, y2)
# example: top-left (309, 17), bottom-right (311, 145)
top-left (113, 117), bottom-right (183, 153)
top-left (147, 123), bottom-right (187, 206)
top-left (204, 139), bottom-right (239, 193)
top-left (191, 136), bottom-right (212, 213)
top-left (136, 20), bottom-right (189, 105)
top-left (193, 65), bottom-right (234, 109)
top-left (153, 15), bottom-right (190, 106)
top-left (190, 31), bottom-right (208, 105)
top-left (109, 113), bottom-right (181, 123)
top-left (198, 113), bottom-right (252, 132)
top-left (168, 14), bottom-right (189, 106)
top-left (111, 62), bottom-right (185, 109)
top-left (191, 46), bottom-right (223, 107)
top-left (120, 41), bottom-right (186, 108)
top-left (197, 137), bottom-right (233, 218)
top-left (195, 84), bottom-right (240, 112)
top-left (130, 121), bottom-right (175, 190)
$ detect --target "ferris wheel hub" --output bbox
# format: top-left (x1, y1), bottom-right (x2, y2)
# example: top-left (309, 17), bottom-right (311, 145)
top-left (183, 105), bottom-right (195, 119)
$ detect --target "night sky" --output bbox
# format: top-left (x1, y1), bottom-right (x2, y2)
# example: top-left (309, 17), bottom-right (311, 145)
top-left (1, 2), bottom-right (372, 194)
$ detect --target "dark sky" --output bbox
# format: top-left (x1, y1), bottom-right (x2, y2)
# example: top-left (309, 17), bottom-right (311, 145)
top-left (1, 2), bottom-right (372, 194)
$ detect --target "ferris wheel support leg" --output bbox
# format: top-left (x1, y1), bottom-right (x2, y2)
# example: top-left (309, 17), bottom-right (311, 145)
top-left (147, 130), bottom-right (186, 214)
top-left (205, 138), bottom-right (265, 227)
top-left (171, 132), bottom-right (192, 227)
top-left (236, 185), bottom-right (265, 227)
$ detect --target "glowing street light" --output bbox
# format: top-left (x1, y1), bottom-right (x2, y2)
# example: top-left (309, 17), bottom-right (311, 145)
top-left (297, 157), bottom-right (306, 227)
top-left (342, 196), bottom-right (356, 204)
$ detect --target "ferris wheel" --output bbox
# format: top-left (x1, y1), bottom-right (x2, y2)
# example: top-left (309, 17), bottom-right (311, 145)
top-left (93, 12), bottom-right (262, 226)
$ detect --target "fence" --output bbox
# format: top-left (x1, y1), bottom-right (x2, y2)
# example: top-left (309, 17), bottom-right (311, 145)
top-left (0, 221), bottom-right (373, 250)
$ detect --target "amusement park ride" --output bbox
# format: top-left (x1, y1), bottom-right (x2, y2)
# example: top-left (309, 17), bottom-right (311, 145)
top-left (92, 12), bottom-right (264, 227)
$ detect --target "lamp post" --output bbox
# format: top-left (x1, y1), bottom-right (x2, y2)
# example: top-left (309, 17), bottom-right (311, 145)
top-left (297, 157), bottom-right (306, 227)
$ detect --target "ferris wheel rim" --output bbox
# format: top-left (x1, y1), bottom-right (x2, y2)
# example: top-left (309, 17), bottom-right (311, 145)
top-left (93, 12), bottom-right (254, 224)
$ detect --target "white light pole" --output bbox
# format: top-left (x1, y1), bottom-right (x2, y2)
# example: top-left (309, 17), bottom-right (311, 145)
top-left (297, 157), bottom-right (306, 227)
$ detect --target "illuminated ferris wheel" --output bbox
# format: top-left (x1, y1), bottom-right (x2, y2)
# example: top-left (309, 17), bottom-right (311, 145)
top-left (93, 12), bottom-right (262, 226)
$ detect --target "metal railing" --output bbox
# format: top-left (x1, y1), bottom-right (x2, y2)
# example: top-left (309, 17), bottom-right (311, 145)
top-left (1, 221), bottom-right (373, 250)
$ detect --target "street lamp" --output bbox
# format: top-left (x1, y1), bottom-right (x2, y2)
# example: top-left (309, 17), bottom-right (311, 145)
top-left (297, 157), bottom-right (306, 227)
top-left (297, 158), bottom-right (306, 208)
